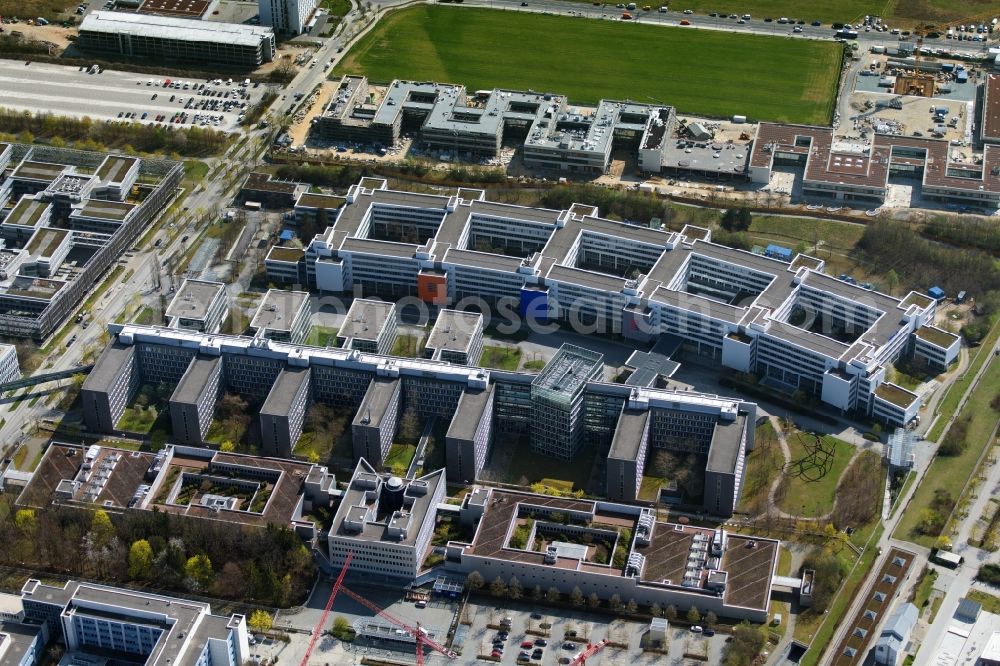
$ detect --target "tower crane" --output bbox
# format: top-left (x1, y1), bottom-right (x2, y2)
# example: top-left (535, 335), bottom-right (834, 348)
top-left (299, 551), bottom-right (354, 666)
top-left (338, 585), bottom-right (458, 666)
top-left (571, 639), bottom-right (610, 665)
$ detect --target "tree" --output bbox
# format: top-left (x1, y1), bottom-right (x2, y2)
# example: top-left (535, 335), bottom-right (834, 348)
top-left (90, 510), bottom-right (116, 549)
top-left (490, 576), bottom-right (507, 598)
top-left (626, 598), bottom-right (638, 615)
top-left (508, 576), bottom-right (523, 600)
top-left (184, 554), bottom-right (214, 590)
top-left (14, 508), bottom-right (36, 535)
top-left (532, 585), bottom-right (543, 602)
top-left (219, 440), bottom-right (236, 452)
top-left (649, 603), bottom-right (663, 617)
top-left (127, 539), bottom-right (153, 580)
top-left (248, 609), bottom-right (273, 634)
top-left (398, 406), bottom-right (421, 444)
top-left (723, 622), bottom-right (766, 666)
top-left (587, 593), bottom-right (600, 609)
top-left (609, 593), bottom-right (622, 613)
top-left (546, 587), bottom-right (561, 603)
top-left (884, 269), bottom-right (900, 296)
top-left (570, 586), bottom-right (584, 606)
top-left (665, 605), bottom-right (678, 621)
top-left (705, 611), bottom-right (717, 629)
top-left (466, 570), bottom-right (484, 592)
top-left (687, 606), bottom-right (701, 624)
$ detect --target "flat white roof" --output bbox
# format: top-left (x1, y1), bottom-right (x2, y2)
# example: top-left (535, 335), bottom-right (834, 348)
top-left (80, 11), bottom-right (273, 48)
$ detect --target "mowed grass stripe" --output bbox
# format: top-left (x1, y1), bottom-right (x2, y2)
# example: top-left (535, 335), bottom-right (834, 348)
top-left (334, 6), bottom-right (842, 125)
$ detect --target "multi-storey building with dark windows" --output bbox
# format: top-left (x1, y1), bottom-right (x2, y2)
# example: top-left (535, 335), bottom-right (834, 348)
top-left (83, 325), bottom-right (756, 515)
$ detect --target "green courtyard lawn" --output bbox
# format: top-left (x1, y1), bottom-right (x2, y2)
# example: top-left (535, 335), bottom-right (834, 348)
top-left (385, 443), bottom-right (417, 475)
top-left (391, 334), bottom-right (423, 358)
top-left (502, 437), bottom-right (595, 492)
top-left (736, 420), bottom-right (784, 513)
top-left (334, 5), bottom-right (842, 124)
top-left (305, 326), bottom-right (339, 347)
top-left (895, 353), bottom-right (1000, 547)
top-left (480, 345), bottom-right (522, 371)
top-left (775, 432), bottom-right (856, 518)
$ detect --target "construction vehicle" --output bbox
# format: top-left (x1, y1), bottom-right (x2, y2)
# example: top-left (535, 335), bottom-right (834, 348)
top-left (299, 551), bottom-right (458, 666)
top-left (571, 639), bottom-right (610, 665)
top-left (299, 552), bottom-right (353, 666)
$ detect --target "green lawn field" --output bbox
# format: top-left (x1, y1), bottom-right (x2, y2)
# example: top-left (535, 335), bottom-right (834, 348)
top-left (334, 5), bottom-right (842, 124)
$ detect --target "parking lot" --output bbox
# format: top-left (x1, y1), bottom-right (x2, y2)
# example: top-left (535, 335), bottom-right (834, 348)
top-left (460, 601), bottom-right (730, 665)
top-left (0, 60), bottom-right (273, 131)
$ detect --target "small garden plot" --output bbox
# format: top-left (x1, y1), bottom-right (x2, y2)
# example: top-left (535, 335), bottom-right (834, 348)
top-left (168, 472), bottom-right (273, 513)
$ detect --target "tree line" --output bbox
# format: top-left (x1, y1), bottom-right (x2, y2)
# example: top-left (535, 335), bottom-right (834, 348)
top-left (0, 108), bottom-right (231, 157)
top-left (0, 497), bottom-right (315, 607)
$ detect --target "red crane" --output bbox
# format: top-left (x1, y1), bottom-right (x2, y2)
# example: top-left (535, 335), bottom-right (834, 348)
top-left (298, 551), bottom-right (353, 666)
top-left (338, 585), bottom-right (458, 666)
top-left (571, 639), bottom-right (610, 665)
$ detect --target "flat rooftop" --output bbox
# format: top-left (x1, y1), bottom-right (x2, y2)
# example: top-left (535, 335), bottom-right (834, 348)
top-left (137, 0), bottom-right (212, 17)
top-left (608, 408), bottom-right (650, 462)
top-left (96, 155), bottom-right (138, 183)
top-left (446, 385), bottom-right (494, 441)
top-left (426, 309), bottom-right (483, 355)
top-left (171, 354), bottom-right (221, 404)
top-left (296, 192), bottom-right (346, 210)
top-left (24, 227), bottom-right (68, 258)
top-left (339, 298), bottom-right (395, 344)
top-left (353, 377), bottom-right (400, 429)
top-left (915, 325), bottom-right (959, 348)
top-left (3, 196), bottom-right (49, 228)
top-left (75, 199), bottom-right (135, 221)
top-left (330, 459), bottom-right (444, 548)
top-left (707, 414), bottom-right (747, 474)
top-left (243, 171), bottom-right (301, 195)
top-left (80, 11), bottom-right (274, 48)
top-left (532, 344), bottom-right (604, 399)
top-left (261, 366), bottom-right (311, 416)
top-left (4, 276), bottom-right (66, 300)
top-left (165, 279), bottom-right (225, 323)
top-left (251, 289), bottom-right (308, 334)
top-left (984, 74), bottom-right (1000, 143)
top-left (0, 621), bottom-right (42, 665)
top-left (11, 161), bottom-right (65, 182)
top-left (81, 342), bottom-right (134, 393)
top-left (875, 382), bottom-right (919, 409)
top-left (267, 246), bottom-right (305, 262)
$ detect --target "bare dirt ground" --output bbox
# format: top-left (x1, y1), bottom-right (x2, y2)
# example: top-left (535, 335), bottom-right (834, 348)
top-left (5, 23), bottom-right (75, 50)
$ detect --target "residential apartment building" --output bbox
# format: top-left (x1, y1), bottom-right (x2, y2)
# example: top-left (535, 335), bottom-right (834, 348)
top-left (19, 579), bottom-right (250, 666)
top-left (271, 177), bottom-right (943, 427)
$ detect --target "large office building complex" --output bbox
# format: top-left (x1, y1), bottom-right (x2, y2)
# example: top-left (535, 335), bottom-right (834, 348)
top-left (330, 463), bottom-right (778, 622)
top-left (78, 11), bottom-right (275, 68)
top-left (19, 578), bottom-right (250, 665)
top-left (268, 177), bottom-right (953, 427)
top-left (0, 144), bottom-right (179, 339)
top-left (82, 324), bottom-right (757, 516)
top-left (314, 77), bottom-right (724, 178)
